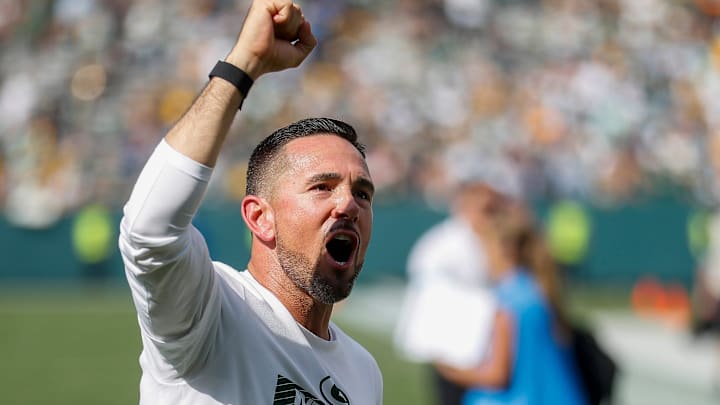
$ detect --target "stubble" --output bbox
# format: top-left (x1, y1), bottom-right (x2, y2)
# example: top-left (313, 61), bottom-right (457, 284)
top-left (276, 236), bottom-right (360, 304)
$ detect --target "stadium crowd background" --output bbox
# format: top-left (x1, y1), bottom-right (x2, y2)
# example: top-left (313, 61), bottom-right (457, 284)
top-left (3, 0), bottom-right (720, 230)
top-left (3, 2), bottom-right (720, 404)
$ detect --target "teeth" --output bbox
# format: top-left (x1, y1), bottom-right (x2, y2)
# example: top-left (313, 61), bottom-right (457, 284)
top-left (335, 235), bottom-right (352, 242)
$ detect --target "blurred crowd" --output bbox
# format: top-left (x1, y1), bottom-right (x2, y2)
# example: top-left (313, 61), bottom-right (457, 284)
top-left (3, 0), bottom-right (720, 228)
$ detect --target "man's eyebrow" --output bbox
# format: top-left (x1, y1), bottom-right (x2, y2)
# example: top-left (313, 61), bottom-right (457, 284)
top-left (305, 172), bottom-right (375, 194)
top-left (306, 172), bottom-right (342, 185)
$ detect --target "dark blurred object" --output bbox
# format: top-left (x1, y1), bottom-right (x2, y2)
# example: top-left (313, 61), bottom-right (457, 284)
top-left (691, 268), bottom-right (720, 336)
top-left (692, 313), bottom-right (720, 335)
top-left (571, 325), bottom-right (618, 405)
top-left (431, 367), bottom-right (466, 405)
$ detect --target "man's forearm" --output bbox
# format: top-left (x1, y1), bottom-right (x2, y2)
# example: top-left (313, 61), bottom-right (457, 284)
top-left (162, 0), bottom-right (316, 167)
top-left (165, 77), bottom-right (244, 167)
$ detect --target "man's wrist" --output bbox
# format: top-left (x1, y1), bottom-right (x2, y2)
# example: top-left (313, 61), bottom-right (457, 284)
top-left (224, 53), bottom-right (263, 81)
top-left (208, 61), bottom-right (254, 109)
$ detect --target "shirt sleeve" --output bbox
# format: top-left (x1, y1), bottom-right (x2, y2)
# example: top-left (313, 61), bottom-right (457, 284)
top-left (118, 139), bottom-right (221, 378)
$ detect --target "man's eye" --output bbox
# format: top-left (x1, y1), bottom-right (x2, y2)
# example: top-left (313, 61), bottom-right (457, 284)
top-left (355, 190), bottom-right (371, 201)
top-left (313, 184), bottom-right (331, 191)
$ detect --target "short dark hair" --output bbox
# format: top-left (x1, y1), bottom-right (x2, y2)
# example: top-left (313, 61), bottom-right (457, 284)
top-left (245, 117), bottom-right (366, 196)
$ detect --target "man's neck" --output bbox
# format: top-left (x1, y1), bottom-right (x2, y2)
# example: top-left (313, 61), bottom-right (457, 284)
top-left (247, 263), bottom-right (334, 340)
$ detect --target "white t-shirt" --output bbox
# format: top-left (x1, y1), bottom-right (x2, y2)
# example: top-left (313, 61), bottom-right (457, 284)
top-left (394, 216), bottom-right (497, 368)
top-left (119, 140), bottom-right (383, 405)
top-left (406, 217), bottom-right (489, 286)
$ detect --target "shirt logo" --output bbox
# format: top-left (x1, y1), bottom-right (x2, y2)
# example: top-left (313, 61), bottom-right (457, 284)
top-left (273, 374), bottom-right (350, 405)
top-left (320, 376), bottom-right (350, 404)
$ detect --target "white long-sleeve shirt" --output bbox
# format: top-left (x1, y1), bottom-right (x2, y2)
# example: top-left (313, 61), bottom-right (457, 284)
top-left (119, 140), bottom-right (383, 405)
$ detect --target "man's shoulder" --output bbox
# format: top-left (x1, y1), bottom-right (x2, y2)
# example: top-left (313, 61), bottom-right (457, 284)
top-left (211, 261), bottom-right (244, 282)
top-left (208, 261), bottom-right (256, 300)
top-left (330, 324), bottom-right (379, 366)
top-left (413, 216), bottom-right (472, 248)
top-left (407, 216), bottom-right (482, 272)
top-left (211, 261), bottom-right (244, 277)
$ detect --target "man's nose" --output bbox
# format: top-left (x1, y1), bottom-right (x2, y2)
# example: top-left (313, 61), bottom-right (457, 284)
top-left (332, 188), bottom-right (360, 222)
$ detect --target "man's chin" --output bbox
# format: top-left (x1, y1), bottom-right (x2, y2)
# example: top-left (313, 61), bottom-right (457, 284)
top-left (309, 272), bottom-right (358, 304)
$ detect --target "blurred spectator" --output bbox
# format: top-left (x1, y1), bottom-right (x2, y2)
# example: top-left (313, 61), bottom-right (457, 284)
top-left (394, 178), bottom-right (508, 405)
top-left (692, 131), bottom-right (720, 304)
top-left (435, 196), bottom-right (589, 405)
top-left (692, 132), bottom-right (720, 390)
top-left (394, 143), bottom-right (526, 404)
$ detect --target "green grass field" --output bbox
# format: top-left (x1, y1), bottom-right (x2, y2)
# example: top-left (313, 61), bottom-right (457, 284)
top-left (4, 282), bottom-right (717, 405)
top-left (0, 283), bottom-right (433, 405)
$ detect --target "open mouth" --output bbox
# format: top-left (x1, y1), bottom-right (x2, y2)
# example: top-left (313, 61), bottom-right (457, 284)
top-left (325, 233), bottom-right (357, 264)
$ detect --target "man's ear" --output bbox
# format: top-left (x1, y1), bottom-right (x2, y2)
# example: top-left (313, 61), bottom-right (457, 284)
top-left (241, 195), bottom-right (275, 243)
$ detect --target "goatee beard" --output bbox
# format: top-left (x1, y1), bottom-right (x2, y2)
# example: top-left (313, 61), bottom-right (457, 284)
top-left (276, 240), bottom-right (361, 304)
